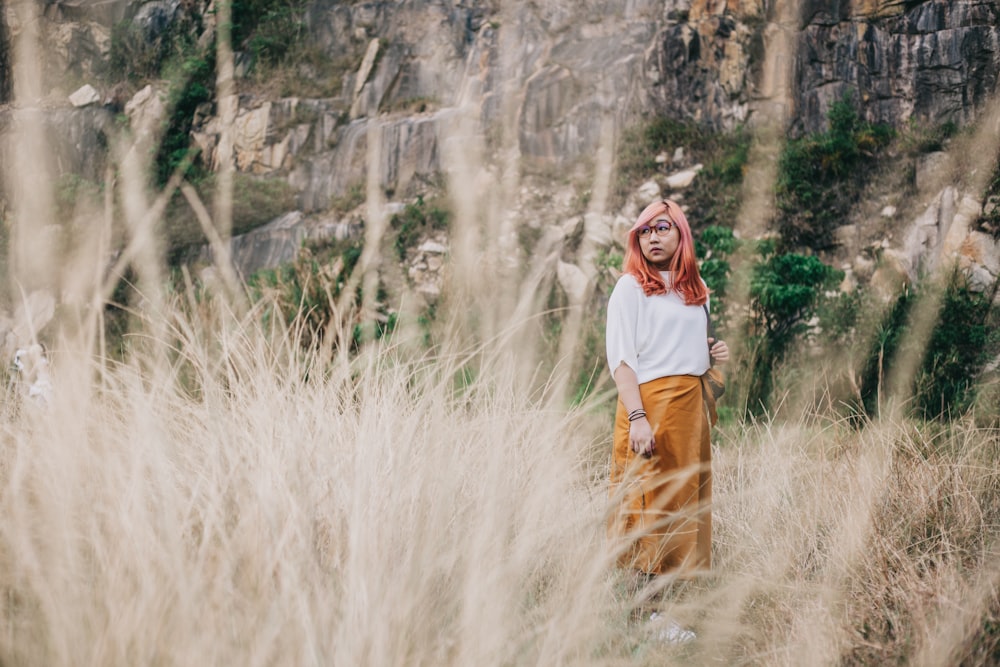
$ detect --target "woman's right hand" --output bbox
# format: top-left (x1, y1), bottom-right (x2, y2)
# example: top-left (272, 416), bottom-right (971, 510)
top-left (629, 417), bottom-right (655, 458)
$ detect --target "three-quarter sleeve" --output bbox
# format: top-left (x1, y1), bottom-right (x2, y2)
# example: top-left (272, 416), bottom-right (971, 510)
top-left (606, 277), bottom-right (639, 377)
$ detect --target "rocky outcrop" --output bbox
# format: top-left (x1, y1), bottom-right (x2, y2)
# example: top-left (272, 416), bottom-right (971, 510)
top-left (0, 106), bottom-right (114, 182)
top-left (41, 0), bottom-right (130, 25)
top-left (645, 4), bottom-right (757, 130)
top-left (795, 0), bottom-right (1000, 134)
top-left (848, 184), bottom-right (1000, 305)
top-left (0, 6), bottom-right (10, 103)
top-left (5, 0), bottom-right (1000, 159)
top-left (196, 210), bottom-right (362, 278)
top-left (3, 0), bottom-right (1000, 292)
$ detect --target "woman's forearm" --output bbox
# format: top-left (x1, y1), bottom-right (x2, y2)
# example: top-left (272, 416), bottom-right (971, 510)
top-left (613, 363), bottom-right (643, 412)
top-left (613, 362), bottom-right (655, 457)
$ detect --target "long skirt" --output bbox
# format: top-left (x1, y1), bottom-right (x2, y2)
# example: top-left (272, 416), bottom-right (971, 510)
top-left (608, 374), bottom-right (712, 576)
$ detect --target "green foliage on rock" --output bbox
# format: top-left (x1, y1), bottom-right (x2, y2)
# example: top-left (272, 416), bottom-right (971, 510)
top-left (107, 9), bottom-right (205, 83)
top-left (863, 272), bottom-right (1000, 420)
top-left (233, 0), bottom-right (308, 68)
top-left (390, 196), bottom-right (451, 261)
top-left (743, 243), bottom-right (843, 415)
top-left (975, 160), bottom-right (1000, 236)
top-left (614, 117), bottom-right (750, 229)
top-left (777, 95), bottom-right (893, 249)
top-left (912, 275), bottom-right (998, 419)
top-left (246, 236), bottom-right (397, 351)
top-left (695, 224), bottom-right (737, 332)
top-left (155, 52), bottom-right (215, 185)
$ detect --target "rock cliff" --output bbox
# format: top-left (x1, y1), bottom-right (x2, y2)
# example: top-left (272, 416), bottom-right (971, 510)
top-left (8, 1), bottom-right (997, 183)
top-left (1, 0), bottom-right (999, 289)
top-left (794, 0), bottom-right (1000, 134)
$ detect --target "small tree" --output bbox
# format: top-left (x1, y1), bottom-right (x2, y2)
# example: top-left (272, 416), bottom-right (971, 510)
top-left (695, 224), bottom-right (737, 332)
top-left (743, 242), bottom-right (842, 416)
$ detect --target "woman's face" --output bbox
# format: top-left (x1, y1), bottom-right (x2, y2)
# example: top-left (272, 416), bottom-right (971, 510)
top-left (637, 215), bottom-right (679, 269)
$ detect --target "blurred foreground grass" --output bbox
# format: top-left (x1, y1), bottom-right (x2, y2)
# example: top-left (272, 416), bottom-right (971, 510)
top-left (0, 297), bottom-right (996, 666)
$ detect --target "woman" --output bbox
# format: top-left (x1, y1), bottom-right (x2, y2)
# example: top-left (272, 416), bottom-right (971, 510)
top-left (606, 199), bottom-right (729, 582)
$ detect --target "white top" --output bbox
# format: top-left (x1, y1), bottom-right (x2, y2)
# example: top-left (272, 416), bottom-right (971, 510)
top-left (606, 272), bottom-right (711, 384)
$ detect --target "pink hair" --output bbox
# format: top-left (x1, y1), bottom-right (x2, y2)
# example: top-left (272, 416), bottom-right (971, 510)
top-left (622, 199), bottom-right (708, 305)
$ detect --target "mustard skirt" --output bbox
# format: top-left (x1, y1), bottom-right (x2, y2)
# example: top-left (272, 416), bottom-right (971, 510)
top-left (608, 374), bottom-right (712, 575)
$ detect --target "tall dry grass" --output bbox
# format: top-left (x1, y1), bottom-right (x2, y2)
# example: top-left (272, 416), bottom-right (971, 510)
top-left (0, 298), bottom-right (998, 666)
top-left (1, 2), bottom-right (997, 663)
top-left (0, 302), bottom-right (621, 666)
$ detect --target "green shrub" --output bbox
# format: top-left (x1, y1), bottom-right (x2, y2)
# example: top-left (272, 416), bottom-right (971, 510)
top-left (233, 0), bottom-right (308, 67)
top-left (776, 95), bottom-right (893, 249)
top-left (155, 53), bottom-right (215, 185)
top-left (390, 196), bottom-right (451, 261)
top-left (695, 224), bottom-right (738, 332)
top-left (106, 8), bottom-right (205, 84)
top-left (613, 117), bottom-right (750, 229)
top-left (843, 270), bottom-right (999, 422)
top-left (247, 238), bottom-right (364, 349)
top-left (687, 127), bottom-right (751, 229)
top-left (897, 118), bottom-right (959, 154)
top-left (743, 244), bottom-right (842, 415)
top-left (855, 287), bottom-right (912, 418)
top-left (108, 19), bottom-right (168, 82)
top-left (975, 160), bottom-right (1000, 235)
top-left (913, 273), bottom-right (999, 419)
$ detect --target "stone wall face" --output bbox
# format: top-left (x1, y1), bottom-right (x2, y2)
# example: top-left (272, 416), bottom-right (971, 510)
top-left (794, 0), bottom-right (1000, 135)
top-left (0, 11), bottom-right (9, 104)
top-left (4, 2), bottom-right (1000, 218)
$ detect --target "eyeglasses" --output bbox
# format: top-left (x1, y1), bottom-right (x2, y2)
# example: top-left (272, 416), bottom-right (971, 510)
top-left (637, 221), bottom-right (675, 237)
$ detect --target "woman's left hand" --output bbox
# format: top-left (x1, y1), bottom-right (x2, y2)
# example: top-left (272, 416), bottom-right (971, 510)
top-left (708, 338), bottom-right (729, 364)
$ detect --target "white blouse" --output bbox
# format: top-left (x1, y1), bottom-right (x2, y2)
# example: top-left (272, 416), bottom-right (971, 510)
top-left (606, 272), bottom-right (712, 384)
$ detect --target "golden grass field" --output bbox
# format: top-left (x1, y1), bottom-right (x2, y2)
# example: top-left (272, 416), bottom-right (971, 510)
top-left (1, 298), bottom-right (996, 666)
top-left (1, 2), bottom-right (997, 662)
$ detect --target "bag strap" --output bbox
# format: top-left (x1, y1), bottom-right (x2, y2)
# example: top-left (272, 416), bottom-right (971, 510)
top-left (702, 303), bottom-right (715, 339)
top-left (703, 303), bottom-right (715, 367)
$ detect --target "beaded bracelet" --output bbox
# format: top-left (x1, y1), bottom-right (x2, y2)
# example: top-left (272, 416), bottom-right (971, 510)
top-left (627, 409), bottom-right (647, 422)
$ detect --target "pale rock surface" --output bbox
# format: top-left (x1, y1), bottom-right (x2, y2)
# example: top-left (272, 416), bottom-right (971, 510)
top-left (69, 84), bottom-right (100, 107)
top-left (853, 254), bottom-right (876, 281)
top-left (231, 103), bottom-right (273, 172)
top-left (125, 85), bottom-right (166, 142)
top-left (407, 235), bottom-right (448, 301)
top-left (557, 261), bottom-right (588, 304)
top-left (350, 39), bottom-right (382, 118)
top-left (583, 212), bottom-right (614, 247)
top-left (51, 21), bottom-right (111, 81)
top-left (197, 211), bottom-right (360, 278)
top-left (665, 164), bottom-right (703, 190)
top-left (561, 216), bottom-right (584, 240)
top-left (638, 180), bottom-right (661, 202)
top-left (839, 267), bottom-right (858, 293)
top-left (900, 186), bottom-right (955, 278)
top-left (961, 232), bottom-right (1000, 277)
top-left (870, 249), bottom-right (911, 302)
top-left (612, 215), bottom-right (633, 244)
top-left (417, 240), bottom-right (447, 255)
top-left (228, 211), bottom-right (307, 277)
top-left (835, 224), bottom-right (858, 249)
